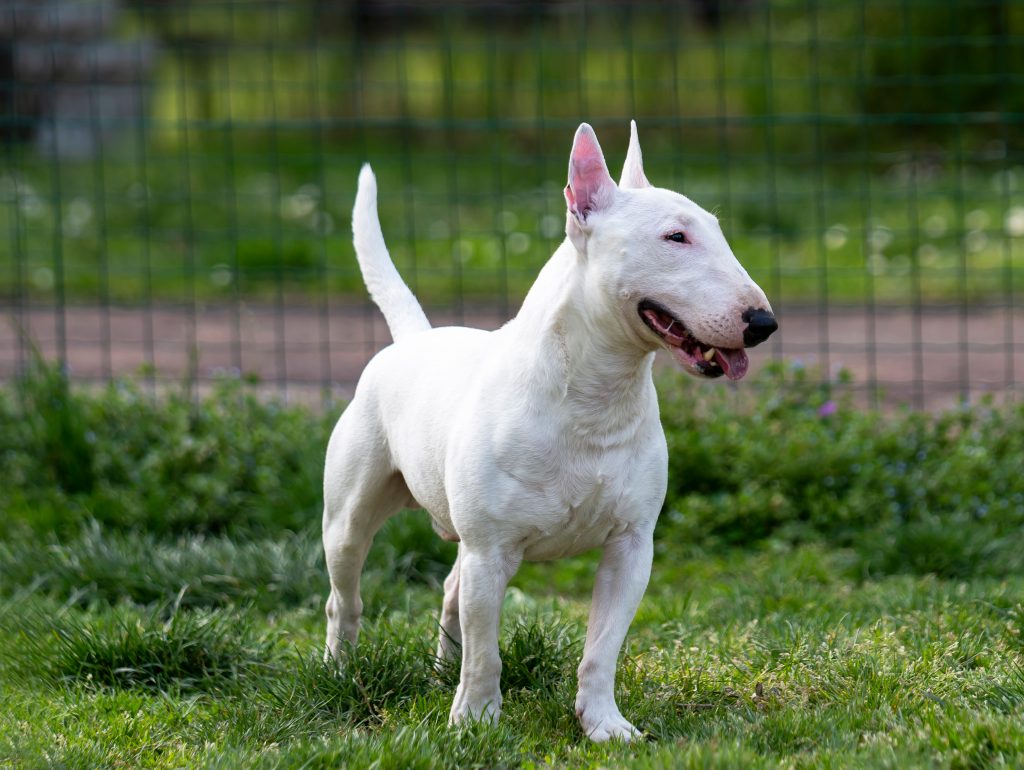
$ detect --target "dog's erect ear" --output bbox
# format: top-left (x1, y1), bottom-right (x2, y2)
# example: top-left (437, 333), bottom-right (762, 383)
top-left (619, 120), bottom-right (651, 190)
top-left (564, 123), bottom-right (616, 225)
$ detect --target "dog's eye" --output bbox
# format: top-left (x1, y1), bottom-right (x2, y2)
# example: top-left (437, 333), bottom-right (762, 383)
top-left (666, 232), bottom-right (688, 244)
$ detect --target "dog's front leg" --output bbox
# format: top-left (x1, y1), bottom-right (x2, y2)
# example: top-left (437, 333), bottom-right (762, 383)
top-left (575, 525), bottom-right (654, 742)
top-left (448, 546), bottom-right (521, 726)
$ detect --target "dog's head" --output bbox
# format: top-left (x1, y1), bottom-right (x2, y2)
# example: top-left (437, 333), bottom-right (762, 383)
top-left (563, 121), bottom-right (776, 381)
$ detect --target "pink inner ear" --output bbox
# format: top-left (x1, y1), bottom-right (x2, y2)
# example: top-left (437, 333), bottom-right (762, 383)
top-left (566, 125), bottom-right (615, 221)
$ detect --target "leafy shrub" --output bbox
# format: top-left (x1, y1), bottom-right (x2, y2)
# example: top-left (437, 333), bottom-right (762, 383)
top-left (0, 358), bottom-right (334, 537)
top-left (658, 363), bottom-right (1024, 577)
top-left (3, 357), bottom-right (1024, 580)
top-left (0, 357), bottom-right (96, 496)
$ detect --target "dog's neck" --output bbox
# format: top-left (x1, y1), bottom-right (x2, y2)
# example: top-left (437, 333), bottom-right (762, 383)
top-left (510, 241), bottom-right (656, 438)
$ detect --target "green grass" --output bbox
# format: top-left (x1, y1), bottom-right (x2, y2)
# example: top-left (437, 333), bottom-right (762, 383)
top-left (4, 551), bottom-right (1024, 767)
top-left (1, 360), bottom-right (1024, 767)
top-left (5, 2), bottom-right (1024, 309)
top-left (7, 144), bottom-right (1024, 309)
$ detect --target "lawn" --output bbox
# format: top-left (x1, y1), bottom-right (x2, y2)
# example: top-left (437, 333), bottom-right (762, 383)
top-left (7, 141), bottom-right (1024, 311)
top-left (5, 1), bottom-right (1024, 311)
top-left (1, 360), bottom-right (1023, 768)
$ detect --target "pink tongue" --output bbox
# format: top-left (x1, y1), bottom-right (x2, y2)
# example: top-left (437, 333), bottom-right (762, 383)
top-left (715, 348), bottom-right (749, 381)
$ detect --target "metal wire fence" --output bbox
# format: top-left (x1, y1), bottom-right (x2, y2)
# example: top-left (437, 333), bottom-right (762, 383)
top-left (1, 0), bottom-right (1022, 408)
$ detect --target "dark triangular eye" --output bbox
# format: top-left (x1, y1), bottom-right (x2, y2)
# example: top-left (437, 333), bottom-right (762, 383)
top-left (666, 232), bottom-right (688, 244)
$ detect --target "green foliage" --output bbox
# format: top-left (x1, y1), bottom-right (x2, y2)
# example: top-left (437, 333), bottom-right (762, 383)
top-left (117, 1), bottom-right (1023, 149)
top-left (4, 357), bottom-right (1024, 586)
top-left (7, 3), bottom-right (1024, 309)
top-left (0, 359), bottom-right (334, 537)
top-left (9, 145), bottom-right (1023, 308)
top-left (4, 356), bottom-right (1024, 765)
top-left (235, 238), bottom-right (318, 289)
top-left (658, 363), bottom-right (1024, 577)
top-left (3, 355), bottom-right (96, 496)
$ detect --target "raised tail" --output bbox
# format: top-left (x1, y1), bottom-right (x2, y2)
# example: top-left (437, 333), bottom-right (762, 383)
top-left (352, 164), bottom-right (431, 342)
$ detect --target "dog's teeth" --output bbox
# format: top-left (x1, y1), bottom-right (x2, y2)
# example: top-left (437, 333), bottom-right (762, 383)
top-left (703, 347), bottom-right (717, 362)
top-left (665, 321), bottom-right (675, 335)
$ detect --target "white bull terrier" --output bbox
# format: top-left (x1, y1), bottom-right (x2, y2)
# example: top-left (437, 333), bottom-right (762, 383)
top-left (323, 121), bottom-right (777, 742)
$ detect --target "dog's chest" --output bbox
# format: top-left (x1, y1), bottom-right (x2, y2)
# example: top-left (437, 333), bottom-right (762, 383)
top-left (506, 437), bottom-right (661, 561)
top-left (522, 472), bottom-right (625, 560)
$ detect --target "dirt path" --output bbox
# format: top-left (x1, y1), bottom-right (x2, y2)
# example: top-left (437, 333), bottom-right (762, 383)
top-left (2, 301), bottom-right (1022, 410)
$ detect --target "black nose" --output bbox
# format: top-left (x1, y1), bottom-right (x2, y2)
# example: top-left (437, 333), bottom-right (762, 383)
top-left (742, 308), bottom-right (778, 347)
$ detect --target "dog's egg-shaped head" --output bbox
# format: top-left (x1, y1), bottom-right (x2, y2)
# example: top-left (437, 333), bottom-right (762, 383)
top-left (564, 122), bottom-right (777, 380)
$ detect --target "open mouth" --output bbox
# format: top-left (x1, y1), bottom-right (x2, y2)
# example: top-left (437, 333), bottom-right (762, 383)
top-left (638, 299), bottom-right (749, 381)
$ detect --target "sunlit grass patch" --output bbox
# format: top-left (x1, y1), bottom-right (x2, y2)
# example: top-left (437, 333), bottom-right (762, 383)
top-left (205, 721), bottom-right (528, 770)
top-left (23, 605), bottom-right (281, 695)
top-left (0, 515), bottom-right (457, 619)
top-left (499, 617), bottom-right (580, 695)
top-left (0, 524), bottom-right (324, 611)
top-left (267, 619), bottom-right (440, 730)
top-left (3, 559), bottom-right (1024, 768)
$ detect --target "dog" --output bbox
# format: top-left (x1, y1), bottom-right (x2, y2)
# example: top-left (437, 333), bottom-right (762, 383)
top-left (322, 121), bottom-right (776, 742)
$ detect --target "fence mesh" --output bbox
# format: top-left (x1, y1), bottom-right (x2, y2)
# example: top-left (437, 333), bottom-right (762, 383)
top-left (2, 0), bottom-right (1022, 408)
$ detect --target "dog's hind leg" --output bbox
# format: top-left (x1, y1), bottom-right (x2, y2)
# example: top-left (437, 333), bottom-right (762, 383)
top-left (436, 547), bottom-right (462, 664)
top-left (322, 404), bottom-right (409, 662)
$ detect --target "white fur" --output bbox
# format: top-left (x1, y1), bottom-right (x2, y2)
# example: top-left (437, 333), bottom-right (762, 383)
top-left (323, 121), bottom-right (774, 742)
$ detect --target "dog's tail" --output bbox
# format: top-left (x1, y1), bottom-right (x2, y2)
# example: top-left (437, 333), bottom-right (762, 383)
top-left (352, 164), bottom-right (431, 342)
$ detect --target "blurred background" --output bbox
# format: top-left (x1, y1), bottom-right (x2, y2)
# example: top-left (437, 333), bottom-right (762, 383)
top-left (1, 0), bottom-right (1022, 408)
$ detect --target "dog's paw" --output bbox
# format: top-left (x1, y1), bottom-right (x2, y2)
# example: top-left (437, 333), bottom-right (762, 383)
top-left (577, 705), bottom-right (642, 743)
top-left (449, 686), bottom-right (502, 726)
